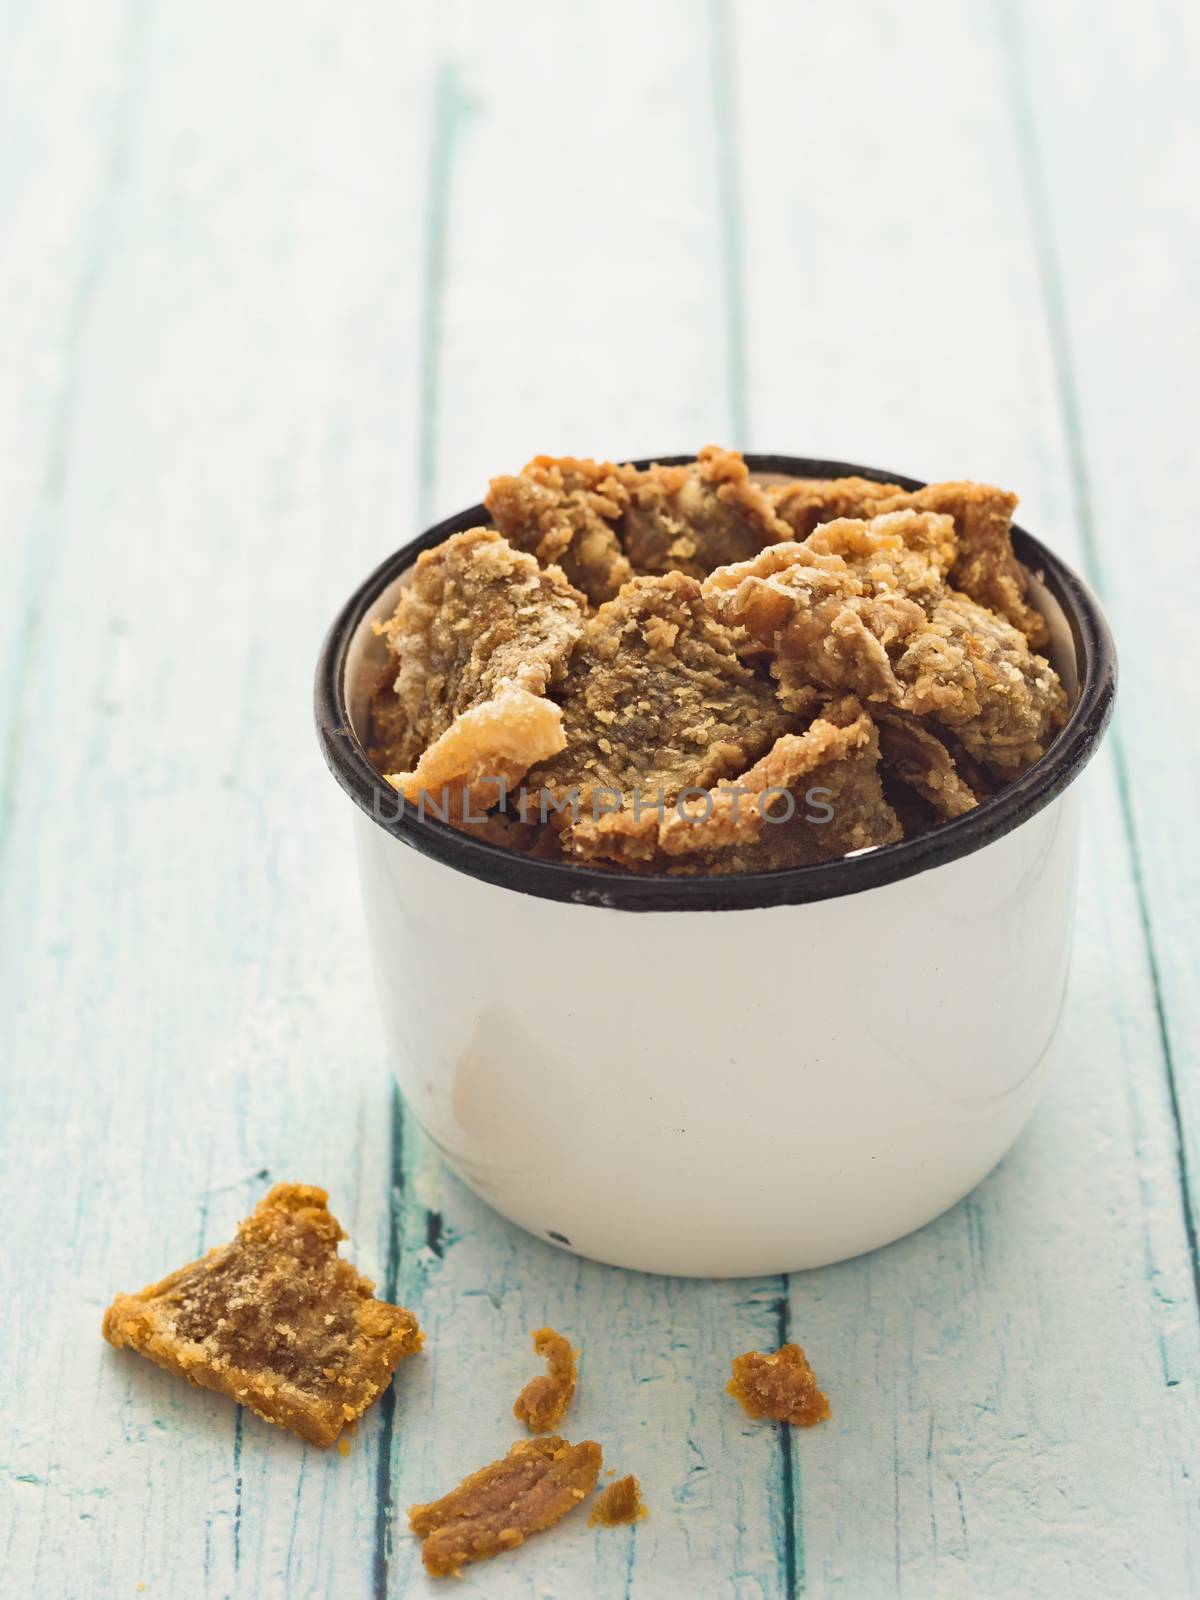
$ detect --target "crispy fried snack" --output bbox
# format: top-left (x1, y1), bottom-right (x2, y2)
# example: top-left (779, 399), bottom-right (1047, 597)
top-left (102, 1184), bottom-right (422, 1447)
top-left (567, 698), bottom-right (900, 870)
top-left (770, 475), bottom-right (903, 541)
top-left (486, 456), bottom-right (635, 604)
top-left (372, 528), bottom-right (585, 812)
top-left (771, 475), bottom-right (1046, 644)
top-left (727, 1343), bottom-right (831, 1428)
top-left (874, 708), bottom-right (979, 820)
top-left (364, 451), bottom-right (1063, 874)
top-left (706, 513), bottom-right (1065, 774)
top-left (409, 1436), bottom-right (602, 1578)
top-left (523, 571), bottom-right (793, 822)
top-left (589, 1474), bottom-right (648, 1528)
top-left (620, 445), bottom-right (793, 578)
top-left (513, 1327), bottom-right (578, 1434)
top-left (487, 446), bottom-right (791, 593)
top-left (388, 686), bottom-right (566, 818)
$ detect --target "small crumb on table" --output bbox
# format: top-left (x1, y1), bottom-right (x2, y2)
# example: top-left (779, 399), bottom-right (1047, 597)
top-left (513, 1326), bottom-right (578, 1432)
top-left (589, 1473), bottom-right (647, 1527)
top-left (727, 1343), bottom-right (831, 1427)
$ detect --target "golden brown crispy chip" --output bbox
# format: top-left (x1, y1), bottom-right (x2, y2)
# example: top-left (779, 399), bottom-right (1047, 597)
top-left (387, 686), bottom-right (565, 817)
top-left (567, 697), bottom-right (900, 871)
top-left (772, 475), bottom-right (1046, 644)
top-left (409, 1436), bottom-right (602, 1578)
top-left (706, 513), bottom-right (1065, 775)
top-left (102, 1185), bottom-right (421, 1447)
top-left (373, 529), bottom-right (585, 814)
top-left (485, 456), bottom-right (635, 604)
top-left (874, 708), bottom-right (979, 820)
top-left (620, 445), bottom-right (793, 578)
top-left (513, 1327), bottom-right (578, 1434)
top-left (902, 481), bottom-right (1045, 645)
top-left (488, 447), bottom-right (793, 591)
top-left (894, 588), bottom-right (1065, 772)
top-left (373, 527), bottom-right (585, 775)
top-left (727, 1343), bottom-right (831, 1428)
top-left (589, 1474), bottom-right (648, 1528)
top-left (770, 475), bottom-right (904, 540)
top-left (523, 571), bottom-right (793, 822)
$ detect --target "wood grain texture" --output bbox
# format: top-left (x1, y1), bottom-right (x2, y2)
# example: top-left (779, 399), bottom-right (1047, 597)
top-left (0, 2), bottom-right (1196, 1597)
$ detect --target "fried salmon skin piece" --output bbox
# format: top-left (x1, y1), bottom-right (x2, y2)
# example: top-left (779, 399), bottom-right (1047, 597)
top-left (102, 1185), bottom-right (422, 1447)
top-left (409, 1436), bottom-right (602, 1577)
top-left (488, 445), bottom-right (792, 593)
top-left (706, 512), bottom-right (1065, 775)
top-left (771, 475), bottom-right (1047, 645)
top-left (589, 1474), bottom-right (648, 1527)
top-left (727, 1343), bottom-right (831, 1428)
top-left (566, 697), bottom-right (901, 871)
top-left (522, 571), bottom-right (794, 822)
top-left (619, 444), bottom-right (792, 579)
top-left (485, 455), bottom-right (635, 604)
top-left (874, 707), bottom-right (979, 820)
top-left (513, 1327), bottom-right (578, 1433)
top-left (371, 527), bottom-right (585, 775)
top-left (387, 686), bottom-right (566, 820)
top-left (372, 528), bottom-right (585, 815)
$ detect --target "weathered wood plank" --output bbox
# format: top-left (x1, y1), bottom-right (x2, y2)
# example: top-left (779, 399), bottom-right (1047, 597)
top-left (732, 0), bottom-right (1200, 1593)
top-left (1008, 0), bottom-right (1200, 1297)
top-left (0, 2), bottom-right (435, 1595)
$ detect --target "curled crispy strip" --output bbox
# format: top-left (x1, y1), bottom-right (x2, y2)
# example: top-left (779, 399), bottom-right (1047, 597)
top-left (874, 709), bottom-right (979, 820)
top-left (514, 1327), bottom-right (578, 1434)
top-left (387, 688), bottom-right (565, 818)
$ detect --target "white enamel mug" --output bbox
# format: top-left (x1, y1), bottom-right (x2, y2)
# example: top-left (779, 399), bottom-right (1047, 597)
top-left (315, 454), bottom-right (1116, 1278)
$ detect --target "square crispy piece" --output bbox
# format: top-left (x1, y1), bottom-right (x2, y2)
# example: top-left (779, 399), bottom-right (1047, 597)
top-left (102, 1183), bottom-right (422, 1446)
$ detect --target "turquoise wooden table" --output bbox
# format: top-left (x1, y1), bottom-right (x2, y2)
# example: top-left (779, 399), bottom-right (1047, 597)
top-left (2, 2), bottom-right (1197, 1595)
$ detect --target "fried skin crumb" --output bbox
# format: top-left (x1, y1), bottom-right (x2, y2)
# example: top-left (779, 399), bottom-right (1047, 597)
top-left (568, 697), bottom-right (901, 870)
top-left (727, 1343), bottom-right (831, 1428)
top-left (589, 1474), bottom-right (648, 1528)
top-left (524, 571), bottom-right (794, 821)
top-left (487, 446), bottom-right (791, 593)
top-left (485, 456), bottom-right (635, 604)
top-left (771, 475), bottom-right (1046, 644)
top-left (620, 445), bottom-right (793, 578)
top-left (102, 1184), bottom-right (422, 1447)
top-left (371, 527), bottom-right (585, 781)
top-left (706, 512), bottom-right (1065, 775)
top-left (874, 708), bottom-right (979, 819)
top-left (409, 1436), bottom-right (602, 1578)
top-left (513, 1327), bottom-right (578, 1433)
